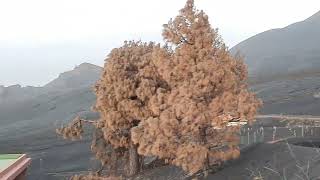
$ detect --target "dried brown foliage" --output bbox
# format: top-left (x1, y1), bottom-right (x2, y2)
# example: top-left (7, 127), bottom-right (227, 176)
top-left (131, 0), bottom-right (260, 174)
top-left (56, 116), bottom-right (86, 140)
top-left (57, 0), bottom-right (261, 178)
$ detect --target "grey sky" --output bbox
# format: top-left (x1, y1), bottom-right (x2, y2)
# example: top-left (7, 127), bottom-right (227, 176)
top-left (0, 0), bottom-right (319, 86)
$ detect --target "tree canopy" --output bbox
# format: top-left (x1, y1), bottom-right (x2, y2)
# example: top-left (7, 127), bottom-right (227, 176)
top-left (57, 0), bottom-right (261, 178)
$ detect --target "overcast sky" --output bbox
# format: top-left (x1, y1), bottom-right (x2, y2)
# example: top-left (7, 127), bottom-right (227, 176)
top-left (0, 0), bottom-right (319, 86)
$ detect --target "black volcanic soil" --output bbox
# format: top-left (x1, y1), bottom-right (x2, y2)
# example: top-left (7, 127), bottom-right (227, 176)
top-left (3, 117), bottom-right (320, 180)
top-left (131, 138), bottom-right (320, 180)
top-left (1, 63), bottom-right (320, 179)
top-left (210, 140), bottom-right (320, 180)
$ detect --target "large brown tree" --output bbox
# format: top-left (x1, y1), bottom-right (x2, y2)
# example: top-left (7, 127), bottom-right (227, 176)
top-left (57, 0), bottom-right (261, 178)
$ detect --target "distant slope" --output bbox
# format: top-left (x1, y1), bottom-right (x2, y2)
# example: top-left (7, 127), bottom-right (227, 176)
top-left (0, 63), bottom-right (102, 104)
top-left (0, 62), bottom-right (102, 179)
top-left (231, 10), bottom-right (320, 82)
top-left (231, 10), bottom-right (320, 115)
top-left (0, 84), bottom-right (42, 103)
top-left (0, 62), bottom-right (102, 131)
top-left (44, 63), bottom-right (102, 91)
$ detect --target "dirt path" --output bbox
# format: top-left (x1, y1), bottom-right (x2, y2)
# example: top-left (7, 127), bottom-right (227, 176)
top-left (257, 114), bottom-right (320, 121)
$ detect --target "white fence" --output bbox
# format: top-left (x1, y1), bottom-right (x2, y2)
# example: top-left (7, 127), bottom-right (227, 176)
top-left (239, 126), bottom-right (320, 146)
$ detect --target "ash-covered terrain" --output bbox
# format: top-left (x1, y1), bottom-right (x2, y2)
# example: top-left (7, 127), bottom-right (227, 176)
top-left (0, 63), bottom-right (102, 179)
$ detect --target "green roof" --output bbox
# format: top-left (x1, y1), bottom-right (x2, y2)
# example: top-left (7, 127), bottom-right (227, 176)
top-left (0, 154), bottom-right (22, 172)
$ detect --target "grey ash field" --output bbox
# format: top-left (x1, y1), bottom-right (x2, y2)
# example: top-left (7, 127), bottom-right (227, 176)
top-left (1, 63), bottom-right (320, 180)
top-left (1, 10), bottom-right (320, 180)
top-left (0, 63), bottom-right (102, 180)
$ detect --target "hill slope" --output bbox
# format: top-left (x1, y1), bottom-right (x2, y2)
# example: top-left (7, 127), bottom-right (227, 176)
top-left (0, 63), bottom-right (101, 179)
top-left (231, 10), bottom-right (320, 115)
top-left (44, 63), bottom-right (102, 91)
top-left (0, 63), bottom-right (102, 104)
top-left (231, 10), bottom-right (320, 82)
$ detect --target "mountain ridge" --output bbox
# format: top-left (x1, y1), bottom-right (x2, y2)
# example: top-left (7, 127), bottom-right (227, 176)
top-left (306, 10), bottom-right (320, 22)
top-left (0, 62), bottom-right (102, 103)
top-left (44, 62), bottom-right (102, 90)
top-left (231, 10), bottom-right (320, 83)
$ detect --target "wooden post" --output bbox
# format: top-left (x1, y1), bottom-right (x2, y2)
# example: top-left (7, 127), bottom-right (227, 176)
top-left (261, 127), bottom-right (264, 142)
top-left (247, 128), bottom-right (250, 145)
top-left (272, 126), bottom-right (276, 141)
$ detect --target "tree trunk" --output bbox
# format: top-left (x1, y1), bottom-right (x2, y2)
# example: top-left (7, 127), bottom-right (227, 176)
top-left (200, 126), bottom-right (210, 176)
top-left (128, 143), bottom-right (140, 176)
top-left (110, 151), bottom-right (118, 176)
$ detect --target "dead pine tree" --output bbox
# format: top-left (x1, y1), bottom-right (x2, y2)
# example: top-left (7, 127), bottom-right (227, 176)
top-left (56, 0), bottom-right (261, 179)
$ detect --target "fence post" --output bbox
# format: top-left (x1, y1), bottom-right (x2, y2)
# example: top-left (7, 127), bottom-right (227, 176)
top-left (273, 126), bottom-right (277, 141)
top-left (240, 128), bottom-right (243, 144)
top-left (254, 131), bottom-right (256, 143)
top-left (261, 127), bottom-right (264, 142)
top-left (302, 126), bottom-right (304, 137)
top-left (39, 157), bottom-right (43, 179)
top-left (247, 128), bottom-right (250, 145)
